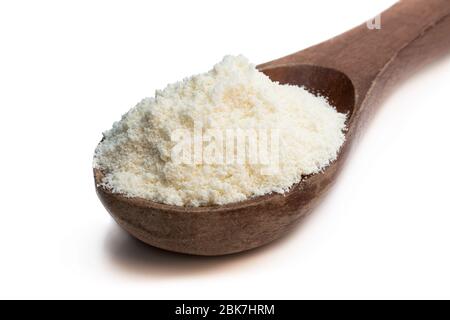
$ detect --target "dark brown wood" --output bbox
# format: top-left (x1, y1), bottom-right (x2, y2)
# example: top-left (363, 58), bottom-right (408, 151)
top-left (95, 0), bottom-right (450, 256)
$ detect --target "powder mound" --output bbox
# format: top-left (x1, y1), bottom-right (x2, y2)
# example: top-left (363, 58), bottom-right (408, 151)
top-left (94, 55), bottom-right (347, 207)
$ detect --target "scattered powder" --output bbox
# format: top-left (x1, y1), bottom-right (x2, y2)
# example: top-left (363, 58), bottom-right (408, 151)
top-left (94, 55), bottom-right (347, 207)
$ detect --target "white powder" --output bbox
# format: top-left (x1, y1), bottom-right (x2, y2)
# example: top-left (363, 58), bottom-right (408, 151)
top-left (94, 55), bottom-right (347, 207)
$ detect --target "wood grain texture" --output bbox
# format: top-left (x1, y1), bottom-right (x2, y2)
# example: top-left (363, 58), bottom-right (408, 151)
top-left (95, 0), bottom-right (450, 256)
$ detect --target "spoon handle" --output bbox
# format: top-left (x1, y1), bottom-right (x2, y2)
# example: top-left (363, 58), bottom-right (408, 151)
top-left (263, 0), bottom-right (450, 102)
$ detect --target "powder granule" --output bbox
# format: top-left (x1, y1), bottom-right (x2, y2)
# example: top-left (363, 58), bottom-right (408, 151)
top-left (94, 55), bottom-right (347, 207)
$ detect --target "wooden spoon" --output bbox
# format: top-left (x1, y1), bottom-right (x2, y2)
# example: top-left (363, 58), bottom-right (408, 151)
top-left (95, 0), bottom-right (450, 256)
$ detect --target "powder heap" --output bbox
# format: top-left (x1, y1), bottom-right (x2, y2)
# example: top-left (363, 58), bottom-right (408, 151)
top-left (94, 55), bottom-right (347, 207)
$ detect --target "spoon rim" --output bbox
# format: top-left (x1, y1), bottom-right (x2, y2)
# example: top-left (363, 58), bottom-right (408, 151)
top-left (95, 167), bottom-right (308, 213)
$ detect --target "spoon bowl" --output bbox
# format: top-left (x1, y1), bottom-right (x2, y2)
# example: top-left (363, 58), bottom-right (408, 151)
top-left (95, 0), bottom-right (450, 255)
top-left (95, 65), bottom-right (355, 256)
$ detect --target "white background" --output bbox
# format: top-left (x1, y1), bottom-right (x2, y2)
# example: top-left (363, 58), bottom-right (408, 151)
top-left (1, 0), bottom-right (449, 300)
